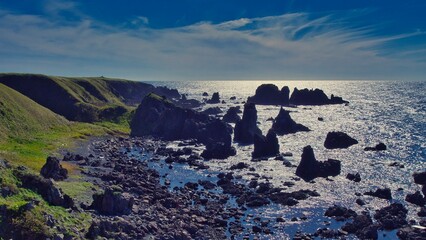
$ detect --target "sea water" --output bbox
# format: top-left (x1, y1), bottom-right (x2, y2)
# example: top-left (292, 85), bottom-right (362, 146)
top-left (146, 80), bottom-right (426, 239)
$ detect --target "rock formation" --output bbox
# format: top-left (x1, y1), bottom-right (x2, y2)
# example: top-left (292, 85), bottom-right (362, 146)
top-left (40, 156), bottom-right (68, 181)
top-left (222, 106), bottom-right (241, 123)
top-left (90, 188), bottom-right (134, 215)
top-left (295, 145), bottom-right (341, 181)
top-left (206, 92), bottom-right (220, 104)
top-left (247, 84), bottom-right (289, 105)
top-left (252, 129), bottom-right (280, 158)
top-left (271, 107), bottom-right (310, 135)
top-left (289, 88), bottom-right (348, 105)
top-left (233, 103), bottom-right (262, 144)
top-left (324, 131), bottom-right (358, 149)
top-left (364, 142), bottom-right (387, 151)
top-left (130, 93), bottom-right (235, 159)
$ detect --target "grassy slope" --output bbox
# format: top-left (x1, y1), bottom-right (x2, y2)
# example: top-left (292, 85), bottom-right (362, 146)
top-left (0, 73), bottom-right (145, 122)
top-left (0, 83), bottom-right (131, 238)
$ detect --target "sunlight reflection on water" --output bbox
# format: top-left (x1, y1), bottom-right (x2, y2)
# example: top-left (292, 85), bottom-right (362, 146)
top-left (147, 80), bottom-right (426, 239)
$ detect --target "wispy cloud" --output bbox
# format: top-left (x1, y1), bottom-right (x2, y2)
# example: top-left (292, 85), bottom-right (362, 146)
top-left (0, 5), bottom-right (424, 80)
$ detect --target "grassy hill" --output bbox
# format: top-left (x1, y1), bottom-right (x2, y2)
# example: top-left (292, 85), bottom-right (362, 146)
top-left (0, 73), bottom-right (180, 122)
top-left (0, 83), bottom-right (68, 142)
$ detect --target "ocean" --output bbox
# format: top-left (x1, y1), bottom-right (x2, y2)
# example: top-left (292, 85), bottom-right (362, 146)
top-left (146, 80), bottom-right (426, 239)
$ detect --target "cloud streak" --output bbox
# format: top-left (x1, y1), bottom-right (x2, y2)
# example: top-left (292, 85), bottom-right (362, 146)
top-left (0, 6), bottom-right (424, 80)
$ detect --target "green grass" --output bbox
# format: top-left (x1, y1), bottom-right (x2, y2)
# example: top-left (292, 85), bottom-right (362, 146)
top-left (0, 82), bottom-right (132, 238)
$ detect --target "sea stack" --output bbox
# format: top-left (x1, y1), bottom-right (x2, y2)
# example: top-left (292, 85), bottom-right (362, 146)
top-left (233, 103), bottom-right (262, 144)
top-left (271, 107), bottom-right (310, 135)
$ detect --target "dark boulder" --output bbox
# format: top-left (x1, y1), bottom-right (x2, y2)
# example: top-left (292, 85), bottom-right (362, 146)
top-left (40, 156), bottom-right (68, 181)
top-left (397, 226), bottom-right (426, 240)
top-left (230, 162), bottom-right (249, 170)
top-left (206, 92), bottom-right (220, 104)
top-left (90, 188), bottom-right (134, 215)
top-left (271, 107), bottom-right (310, 135)
top-left (202, 92), bottom-right (209, 96)
top-left (324, 131), bottom-right (358, 149)
top-left (374, 203), bottom-right (408, 230)
top-left (222, 106), bottom-right (241, 123)
top-left (247, 84), bottom-right (289, 105)
top-left (295, 145), bottom-right (341, 181)
top-left (289, 88), bottom-right (348, 105)
top-left (342, 214), bottom-right (378, 240)
top-left (324, 205), bottom-right (357, 220)
top-left (364, 188), bottom-right (392, 200)
top-left (364, 142), bottom-right (387, 151)
top-left (234, 103), bottom-right (262, 144)
top-left (130, 93), bottom-right (235, 159)
top-left (413, 171), bottom-right (426, 185)
top-left (202, 107), bottom-right (222, 115)
top-left (405, 191), bottom-right (425, 206)
top-left (252, 130), bottom-right (280, 159)
top-left (346, 173), bottom-right (361, 182)
top-left (17, 171), bottom-right (74, 208)
top-left (201, 142), bottom-right (237, 160)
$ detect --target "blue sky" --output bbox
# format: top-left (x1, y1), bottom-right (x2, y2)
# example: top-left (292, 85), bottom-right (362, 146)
top-left (0, 0), bottom-right (425, 81)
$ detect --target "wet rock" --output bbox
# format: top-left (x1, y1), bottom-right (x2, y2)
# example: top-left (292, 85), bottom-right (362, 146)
top-left (324, 131), bottom-right (358, 149)
top-left (222, 106), bottom-right (241, 123)
top-left (130, 93), bottom-right (235, 159)
top-left (198, 180), bottom-right (216, 190)
top-left (206, 92), bottom-right (220, 104)
top-left (342, 214), bottom-right (378, 240)
top-left (325, 205), bottom-right (357, 221)
top-left (364, 188), bottom-right (392, 200)
top-left (40, 156), bottom-right (68, 181)
top-left (397, 226), bottom-right (426, 240)
top-left (90, 188), bottom-right (134, 215)
top-left (356, 198), bottom-right (366, 206)
top-left (201, 142), bottom-right (237, 160)
top-left (247, 84), bottom-right (289, 105)
top-left (289, 88), bottom-right (348, 105)
top-left (413, 171), bottom-right (426, 185)
top-left (271, 107), bottom-right (310, 135)
top-left (202, 107), bottom-right (222, 115)
top-left (346, 173), bottom-right (361, 182)
top-left (405, 191), bottom-right (425, 206)
top-left (230, 162), bottom-right (249, 170)
top-left (364, 142), bottom-right (387, 151)
top-left (268, 189), bottom-right (319, 206)
top-left (202, 92), bottom-right (209, 96)
top-left (234, 103), bottom-right (262, 144)
top-left (295, 145), bottom-right (341, 181)
top-left (252, 129), bottom-right (279, 159)
top-left (245, 195), bottom-right (270, 207)
top-left (374, 203), bottom-right (408, 230)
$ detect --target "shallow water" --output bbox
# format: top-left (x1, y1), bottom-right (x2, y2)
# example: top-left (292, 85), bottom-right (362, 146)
top-left (146, 80), bottom-right (426, 239)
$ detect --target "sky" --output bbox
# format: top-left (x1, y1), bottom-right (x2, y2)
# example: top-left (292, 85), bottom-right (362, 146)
top-left (0, 0), bottom-right (425, 81)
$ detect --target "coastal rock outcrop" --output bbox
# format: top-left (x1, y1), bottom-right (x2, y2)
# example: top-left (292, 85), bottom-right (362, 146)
top-left (364, 188), bottom-right (392, 200)
top-left (206, 92), bottom-right (220, 104)
top-left (271, 108), bottom-right (310, 135)
top-left (364, 142), bottom-right (387, 151)
top-left (234, 103), bottom-right (262, 144)
top-left (374, 203), bottom-right (407, 230)
top-left (252, 130), bottom-right (280, 159)
top-left (295, 145), bottom-right (341, 181)
top-left (289, 88), bottom-right (348, 105)
top-left (17, 171), bottom-right (73, 208)
top-left (130, 93), bottom-right (235, 159)
top-left (40, 156), bottom-right (68, 181)
top-left (222, 106), bottom-right (241, 123)
top-left (90, 188), bottom-right (134, 215)
top-left (324, 131), bottom-right (358, 149)
top-left (247, 84), bottom-right (289, 105)
top-left (201, 107), bottom-right (222, 115)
